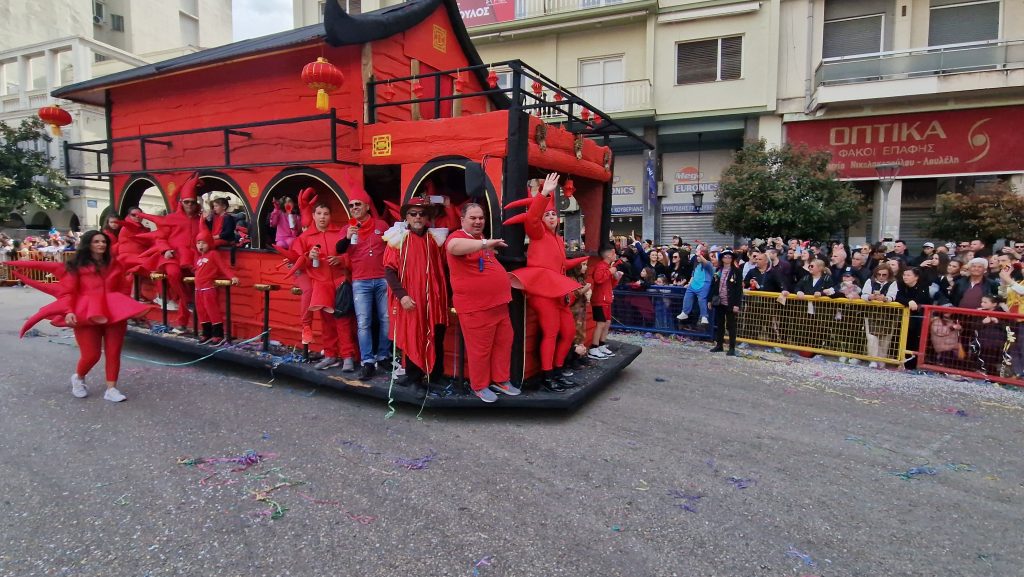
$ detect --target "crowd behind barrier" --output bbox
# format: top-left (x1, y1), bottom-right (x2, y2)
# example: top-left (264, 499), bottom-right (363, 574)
top-left (611, 286), bottom-right (716, 339)
top-left (917, 305), bottom-right (1024, 387)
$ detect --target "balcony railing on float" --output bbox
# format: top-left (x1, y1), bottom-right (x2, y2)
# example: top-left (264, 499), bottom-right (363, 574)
top-left (815, 38), bottom-right (1024, 87)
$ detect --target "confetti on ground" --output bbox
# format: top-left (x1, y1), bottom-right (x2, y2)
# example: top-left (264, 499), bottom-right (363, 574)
top-left (943, 407), bottom-right (969, 417)
top-left (654, 377), bottom-right (666, 382)
top-left (113, 494), bottom-right (130, 506)
top-left (890, 466), bottom-right (938, 481)
top-left (726, 476), bottom-right (756, 489)
top-left (634, 480), bottom-right (650, 491)
top-left (393, 452), bottom-right (437, 471)
top-left (785, 547), bottom-right (817, 567)
top-left (945, 463), bottom-right (975, 472)
top-left (667, 489), bottom-right (703, 513)
top-left (610, 525), bottom-right (623, 532)
top-left (471, 555), bottom-right (495, 576)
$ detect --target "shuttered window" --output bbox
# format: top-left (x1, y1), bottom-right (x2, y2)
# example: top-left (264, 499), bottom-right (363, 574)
top-left (823, 14), bottom-right (884, 58)
top-left (929, 0), bottom-right (999, 46)
top-left (676, 36), bottom-right (742, 85)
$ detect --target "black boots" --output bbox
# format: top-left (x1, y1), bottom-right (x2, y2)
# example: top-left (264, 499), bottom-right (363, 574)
top-left (197, 322), bottom-right (213, 345)
top-left (208, 323), bottom-right (224, 346)
top-left (542, 370), bottom-right (577, 392)
top-left (710, 344), bottom-right (724, 353)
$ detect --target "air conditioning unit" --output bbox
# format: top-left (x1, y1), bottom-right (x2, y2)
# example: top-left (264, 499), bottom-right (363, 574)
top-left (93, 14), bottom-right (104, 24)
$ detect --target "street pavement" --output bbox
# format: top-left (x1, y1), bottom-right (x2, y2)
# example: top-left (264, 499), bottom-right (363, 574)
top-left (0, 286), bottom-right (1022, 577)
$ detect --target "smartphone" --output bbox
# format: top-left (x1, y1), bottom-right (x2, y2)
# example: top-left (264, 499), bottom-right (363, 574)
top-left (429, 195), bottom-right (445, 204)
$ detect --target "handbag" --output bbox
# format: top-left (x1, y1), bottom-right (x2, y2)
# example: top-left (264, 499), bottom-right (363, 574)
top-left (333, 281), bottom-right (353, 317)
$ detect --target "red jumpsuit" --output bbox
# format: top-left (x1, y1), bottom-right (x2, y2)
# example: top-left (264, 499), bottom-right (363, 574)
top-left (445, 229), bottom-right (513, 391)
top-left (293, 226), bottom-right (357, 360)
top-left (383, 225), bottom-right (449, 377)
top-left (153, 209), bottom-right (202, 328)
top-left (193, 249), bottom-right (235, 325)
top-left (508, 194), bottom-right (581, 372)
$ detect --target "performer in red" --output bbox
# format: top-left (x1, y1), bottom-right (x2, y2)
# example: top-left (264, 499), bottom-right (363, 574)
top-left (193, 229), bottom-right (239, 345)
top-left (445, 203), bottom-right (519, 403)
top-left (588, 247), bottom-right (621, 359)
top-left (9, 231), bottom-right (148, 402)
top-left (292, 201), bottom-right (358, 371)
top-left (504, 173), bottom-right (586, 392)
top-left (382, 198), bottom-right (449, 395)
top-left (151, 173), bottom-right (204, 332)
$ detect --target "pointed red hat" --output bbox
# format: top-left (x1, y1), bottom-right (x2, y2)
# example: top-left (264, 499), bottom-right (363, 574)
top-left (195, 228), bottom-right (214, 245)
top-left (298, 187), bottom-right (318, 229)
top-left (179, 172), bottom-right (201, 201)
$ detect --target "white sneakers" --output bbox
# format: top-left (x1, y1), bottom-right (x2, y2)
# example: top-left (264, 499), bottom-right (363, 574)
top-left (103, 387), bottom-right (127, 402)
top-left (699, 316), bottom-right (709, 325)
top-left (588, 347), bottom-right (608, 359)
top-left (676, 311), bottom-right (688, 321)
top-left (71, 374), bottom-right (88, 398)
top-left (152, 297), bottom-right (179, 311)
top-left (598, 345), bottom-right (615, 357)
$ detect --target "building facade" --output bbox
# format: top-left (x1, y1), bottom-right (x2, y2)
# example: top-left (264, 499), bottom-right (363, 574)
top-left (0, 0), bottom-right (231, 233)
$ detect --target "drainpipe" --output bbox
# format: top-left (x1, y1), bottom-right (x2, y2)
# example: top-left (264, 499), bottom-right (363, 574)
top-left (804, 0), bottom-right (815, 113)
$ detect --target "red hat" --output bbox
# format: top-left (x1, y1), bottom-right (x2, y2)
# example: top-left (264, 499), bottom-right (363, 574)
top-left (179, 172), bottom-right (201, 202)
top-left (195, 228), bottom-right (214, 245)
top-left (298, 187), bottom-right (318, 229)
top-left (400, 197), bottom-right (437, 219)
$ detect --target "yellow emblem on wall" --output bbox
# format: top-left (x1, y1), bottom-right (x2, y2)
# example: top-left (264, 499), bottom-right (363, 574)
top-left (432, 25), bottom-right (447, 53)
top-left (167, 181), bottom-right (176, 197)
top-left (248, 182), bottom-right (260, 198)
top-left (372, 134), bottom-right (392, 157)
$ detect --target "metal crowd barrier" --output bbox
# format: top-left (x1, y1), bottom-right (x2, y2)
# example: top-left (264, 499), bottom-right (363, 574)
top-left (0, 252), bottom-right (73, 285)
top-left (738, 291), bottom-right (910, 365)
top-left (917, 304), bottom-right (1024, 387)
top-left (611, 286), bottom-right (716, 339)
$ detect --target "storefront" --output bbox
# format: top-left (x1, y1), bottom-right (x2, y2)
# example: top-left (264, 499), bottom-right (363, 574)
top-left (785, 105), bottom-right (1024, 243)
top-left (658, 149), bottom-right (735, 247)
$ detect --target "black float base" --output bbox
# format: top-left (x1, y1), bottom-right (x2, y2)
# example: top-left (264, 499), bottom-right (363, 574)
top-left (126, 327), bottom-right (641, 409)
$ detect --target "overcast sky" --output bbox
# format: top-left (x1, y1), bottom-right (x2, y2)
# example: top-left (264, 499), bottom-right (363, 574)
top-left (233, 0), bottom-right (294, 41)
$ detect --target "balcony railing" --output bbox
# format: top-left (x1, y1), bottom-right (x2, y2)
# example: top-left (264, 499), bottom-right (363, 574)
top-left (465, 0), bottom-right (641, 28)
top-left (535, 79), bottom-right (651, 119)
top-left (815, 39), bottom-right (1024, 87)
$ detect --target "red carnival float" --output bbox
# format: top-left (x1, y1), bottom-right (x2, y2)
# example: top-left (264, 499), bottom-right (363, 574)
top-left (49, 0), bottom-right (650, 408)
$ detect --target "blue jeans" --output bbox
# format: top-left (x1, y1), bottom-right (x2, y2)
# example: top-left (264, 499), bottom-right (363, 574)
top-left (682, 284), bottom-right (711, 319)
top-left (352, 278), bottom-right (391, 365)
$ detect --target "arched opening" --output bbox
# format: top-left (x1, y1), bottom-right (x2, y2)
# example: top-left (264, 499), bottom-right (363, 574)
top-left (257, 168), bottom-right (350, 250)
top-left (3, 213), bottom-right (25, 229)
top-left (405, 157), bottom-right (500, 237)
top-left (195, 172), bottom-right (252, 248)
top-left (69, 214), bottom-right (80, 233)
top-left (28, 212), bottom-right (52, 231)
top-left (120, 175), bottom-right (169, 218)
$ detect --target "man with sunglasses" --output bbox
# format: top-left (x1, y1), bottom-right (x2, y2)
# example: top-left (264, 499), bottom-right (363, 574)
top-left (383, 198), bottom-right (449, 396)
top-left (151, 174), bottom-right (204, 333)
top-left (336, 187), bottom-right (391, 380)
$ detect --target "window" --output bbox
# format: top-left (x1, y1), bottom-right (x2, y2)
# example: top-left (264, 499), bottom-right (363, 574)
top-left (929, 0), bottom-right (1000, 46)
top-left (578, 56), bottom-right (624, 111)
top-left (823, 14), bottom-right (884, 58)
top-left (94, 53), bottom-right (109, 63)
top-left (93, 1), bottom-right (105, 20)
top-left (111, 13), bottom-right (124, 32)
top-left (676, 36), bottom-right (742, 85)
top-left (180, 13), bottom-right (199, 46)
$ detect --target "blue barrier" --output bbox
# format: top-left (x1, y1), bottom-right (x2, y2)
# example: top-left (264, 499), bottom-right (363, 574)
top-left (611, 286), bottom-right (716, 339)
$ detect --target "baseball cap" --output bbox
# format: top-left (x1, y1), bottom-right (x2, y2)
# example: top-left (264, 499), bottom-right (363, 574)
top-left (842, 266), bottom-right (854, 276)
top-left (923, 242), bottom-right (935, 248)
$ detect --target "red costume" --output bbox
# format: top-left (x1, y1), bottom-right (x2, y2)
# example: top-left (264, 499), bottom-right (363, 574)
top-left (382, 220), bottom-right (449, 378)
top-left (292, 224), bottom-right (357, 360)
top-left (146, 174), bottom-right (204, 328)
top-left (504, 192), bottom-right (585, 372)
top-left (9, 258), bottom-right (148, 382)
top-left (590, 258), bottom-right (614, 320)
top-left (193, 230), bottom-right (236, 326)
top-left (445, 229), bottom-right (513, 392)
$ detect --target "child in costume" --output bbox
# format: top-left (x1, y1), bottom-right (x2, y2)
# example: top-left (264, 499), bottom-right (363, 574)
top-left (193, 229), bottom-right (239, 345)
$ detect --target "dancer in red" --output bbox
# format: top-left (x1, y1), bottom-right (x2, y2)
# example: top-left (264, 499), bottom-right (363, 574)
top-left (445, 203), bottom-right (519, 403)
top-left (504, 173), bottom-right (586, 392)
top-left (193, 229), bottom-right (239, 345)
top-left (9, 231), bottom-right (148, 402)
top-left (292, 201), bottom-right (358, 371)
top-left (383, 198), bottom-right (449, 395)
top-left (150, 173), bottom-right (204, 332)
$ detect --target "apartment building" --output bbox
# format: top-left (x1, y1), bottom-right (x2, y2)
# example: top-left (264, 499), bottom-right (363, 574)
top-left (0, 0), bottom-right (231, 233)
top-left (462, 0), bottom-right (1024, 247)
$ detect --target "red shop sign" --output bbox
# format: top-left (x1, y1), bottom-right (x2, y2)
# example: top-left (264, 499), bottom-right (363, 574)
top-left (785, 105), bottom-right (1024, 179)
top-left (456, 0), bottom-right (516, 28)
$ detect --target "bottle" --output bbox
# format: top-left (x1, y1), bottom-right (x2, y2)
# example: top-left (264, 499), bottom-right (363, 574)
top-left (351, 232), bottom-right (359, 245)
top-left (312, 244), bottom-right (320, 268)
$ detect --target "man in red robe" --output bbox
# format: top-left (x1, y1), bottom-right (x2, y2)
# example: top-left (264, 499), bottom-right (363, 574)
top-left (382, 198), bottom-right (449, 396)
top-left (153, 173), bottom-right (204, 333)
top-left (445, 203), bottom-right (519, 403)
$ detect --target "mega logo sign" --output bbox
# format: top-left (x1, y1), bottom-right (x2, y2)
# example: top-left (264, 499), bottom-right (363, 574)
top-left (785, 106), bottom-right (1024, 179)
top-left (456, 0), bottom-right (516, 27)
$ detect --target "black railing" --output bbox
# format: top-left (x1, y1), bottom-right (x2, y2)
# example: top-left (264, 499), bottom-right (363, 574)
top-left (63, 110), bottom-right (359, 181)
top-left (366, 59), bottom-right (653, 150)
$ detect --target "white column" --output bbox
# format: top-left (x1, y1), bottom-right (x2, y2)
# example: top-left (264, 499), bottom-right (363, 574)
top-left (17, 54), bottom-right (29, 109)
top-left (873, 179), bottom-right (903, 242)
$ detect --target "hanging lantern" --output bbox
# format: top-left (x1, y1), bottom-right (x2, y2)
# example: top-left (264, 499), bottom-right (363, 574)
top-left (553, 92), bottom-right (564, 102)
top-left (380, 82), bottom-right (396, 101)
top-left (454, 71), bottom-right (468, 94)
top-left (300, 57), bottom-right (345, 112)
top-left (531, 80), bottom-right (543, 96)
top-left (411, 80), bottom-right (424, 99)
top-left (486, 69), bottom-right (499, 89)
top-left (38, 105), bottom-right (72, 137)
top-left (581, 108), bottom-right (592, 121)
top-left (563, 177), bottom-right (576, 199)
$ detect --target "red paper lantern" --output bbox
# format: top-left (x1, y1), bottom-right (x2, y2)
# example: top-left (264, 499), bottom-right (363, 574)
top-left (380, 83), bottom-right (396, 101)
top-left (411, 80), bottom-right (424, 99)
top-left (38, 105), bottom-right (72, 137)
top-left (486, 69), bottom-right (498, 89)
top-left (581, 108), bottom-right (591, 121)
top-left (453, 72), bottom-right (468, 94)
top-left (563, 178), bottom-right (576, 199)
top-left (553, 92), bottom-right (564, 102)
top-left (301, 57), bottom-right (345, 112)
top-left (531, 80), bottom-right (543, 96)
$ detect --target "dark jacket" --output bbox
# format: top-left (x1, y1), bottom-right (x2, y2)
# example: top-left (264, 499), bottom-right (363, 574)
top-left (762, 263), bottom-right (791, 292)
top-left (713, 265), bottom-right (744, 308)
top-left (950, 276), bottom-right (998, 308)
top-left (895, 282), bottom-right (938, 316)
top-left (794, 273), bottom-right (833, 295)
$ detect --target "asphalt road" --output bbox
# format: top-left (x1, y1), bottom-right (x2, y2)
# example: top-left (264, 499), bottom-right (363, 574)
top-left (1, 286), bottom-right (1022, 577)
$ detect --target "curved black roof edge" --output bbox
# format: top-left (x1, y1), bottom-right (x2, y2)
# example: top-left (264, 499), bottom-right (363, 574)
top-left (324, 0), bottom-right (508, 109)
top-left (54, 0), bottom-right (505, 109)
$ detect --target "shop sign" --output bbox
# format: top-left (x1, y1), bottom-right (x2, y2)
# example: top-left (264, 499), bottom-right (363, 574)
top-left (662, 202), bottom-right (717, 214)
top-left (456, 0), bottom-right (516, 27)
top-left (611, 204), bottom-right (643, 215)
top-left (612, 186), bottom-right (636, 196)
top-left (672, 182), bottom-right (718, 194)
top-left (785, 105), bottom-right (1024, 179)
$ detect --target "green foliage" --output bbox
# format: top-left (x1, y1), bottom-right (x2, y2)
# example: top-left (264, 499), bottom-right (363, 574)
top-left (0, 117), bottom-right (67, 217)
top-left (927, 182), bottom-right (1024, 244)
top-left (713, 139), bottom-right (863, 240)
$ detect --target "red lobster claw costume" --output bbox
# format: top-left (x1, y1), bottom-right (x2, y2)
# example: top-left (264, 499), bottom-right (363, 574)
top-left (503, 185), bottom-right (587, 374)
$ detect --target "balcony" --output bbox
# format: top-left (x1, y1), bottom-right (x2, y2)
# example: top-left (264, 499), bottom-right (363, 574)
top-left (463, 0), bottom-right (647, 29)
top-left (537, 79), bottom-right (652, 119)
top-left (813, 39), bottom-right (1024, 105)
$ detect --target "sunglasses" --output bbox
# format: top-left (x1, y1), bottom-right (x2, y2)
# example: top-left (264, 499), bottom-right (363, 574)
top-left (181, 200), bottom-right (197, 205)
top-left (1015, 245), bottom-right (1024, 249)
top-left (406, 211), bottom-right (425, 217)
top-left (348, 202), bottom-right (363, 208)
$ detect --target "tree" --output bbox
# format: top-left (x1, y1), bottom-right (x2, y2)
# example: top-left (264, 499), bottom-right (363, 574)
top-left (0, 117), bottom-right (67, 218)
top-left (927, 182), bottom-right (1024, 245)
top-left (713, 139), bottom-right (863, 241)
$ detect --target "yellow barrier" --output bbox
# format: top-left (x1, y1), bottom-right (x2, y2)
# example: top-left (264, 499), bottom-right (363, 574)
top-left (737, 290), bottom-right (910, 366)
